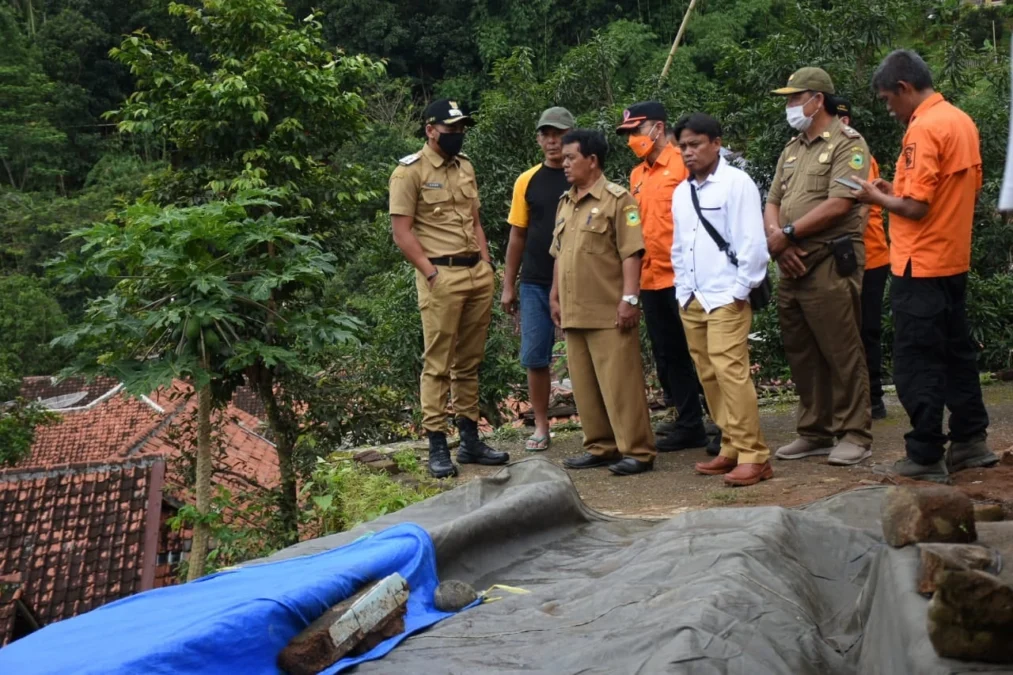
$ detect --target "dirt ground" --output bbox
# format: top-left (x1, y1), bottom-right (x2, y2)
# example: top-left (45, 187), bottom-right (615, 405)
top-left (457, 382), bottom-right (1013, 518)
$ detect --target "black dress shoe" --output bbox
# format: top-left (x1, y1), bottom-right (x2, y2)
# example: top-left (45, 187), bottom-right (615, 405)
top-left (656, 426), bottom-right (708, 452)
top-left (871, 398), bottom-right (887, 420)
top-left (563, 453), bottom-right (617, 470)
top-left (706, 430), bottom-right (722, 456)
top-left (608, 457), bottom-right (654, 475)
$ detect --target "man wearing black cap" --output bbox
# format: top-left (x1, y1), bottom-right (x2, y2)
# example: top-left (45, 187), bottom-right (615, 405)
top-left (766, 67), bottom-right (874, 467)
top-left (502, 106), bottom-right (575, 452)
top-left (616, 101), bottom-right (717, 455)
top-left (389, 99), bottom-right (509, 478)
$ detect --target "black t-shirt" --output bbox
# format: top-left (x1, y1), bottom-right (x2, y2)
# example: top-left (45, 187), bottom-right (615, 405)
top-left (508, 163), bottom-right (571, 286)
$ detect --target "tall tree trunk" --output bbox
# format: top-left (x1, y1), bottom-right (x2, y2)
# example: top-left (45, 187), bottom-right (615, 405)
top-left (253, 366), bottom-right (300, 545)
top-left (187, 383), bottom-right (213, 581)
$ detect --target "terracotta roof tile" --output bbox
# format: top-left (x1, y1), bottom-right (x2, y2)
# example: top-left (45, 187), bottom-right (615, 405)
top-left (0, 461), bottom-right (161, 643)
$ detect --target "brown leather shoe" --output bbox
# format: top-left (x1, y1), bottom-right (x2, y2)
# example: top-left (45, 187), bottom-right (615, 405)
top-left (695, 455), bottom-right (737, 475)
top-left (724, 461), bottom-right (774, 487)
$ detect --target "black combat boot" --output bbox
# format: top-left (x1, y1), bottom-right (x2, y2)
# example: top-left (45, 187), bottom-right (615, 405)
top-left (428, 431), bottom-right (458, 479)
top-left (456, 417), bottom-right (510, 465)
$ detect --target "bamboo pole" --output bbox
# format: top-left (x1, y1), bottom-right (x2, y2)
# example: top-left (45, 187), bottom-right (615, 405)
top-left (659, 0), bottom-right (699, 85)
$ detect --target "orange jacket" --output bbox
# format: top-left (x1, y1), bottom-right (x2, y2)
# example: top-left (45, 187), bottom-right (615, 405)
top-left (889, 93), bottom-right (982, 277)
top-left (864, 156), bottom-right (889, 269)
top-left (629, 144), bottom-right (690, 291)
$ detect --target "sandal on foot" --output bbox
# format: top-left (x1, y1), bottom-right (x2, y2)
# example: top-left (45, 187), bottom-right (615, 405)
top-left (525, 434), bottom-right (551, 452)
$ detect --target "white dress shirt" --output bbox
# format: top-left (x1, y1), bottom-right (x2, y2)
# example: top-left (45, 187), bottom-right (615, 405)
top-left (671, 157), bottom-right (769, 313)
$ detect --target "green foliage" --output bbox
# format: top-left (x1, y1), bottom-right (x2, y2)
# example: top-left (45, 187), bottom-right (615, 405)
top-left (109, 0), bottom-right (385, 260)
top-left (302, 450), bottom-right (442, 534)
top-left (0, 274), bottom-right (68, 375)
top-left (0, 362), bottom-right (60, 467)
top-left (50, 190), bottom-right (351, 398)
top-left (0, 6), bottom-right (69, 191)
top-left (167, 485), bottom-right (288, 577)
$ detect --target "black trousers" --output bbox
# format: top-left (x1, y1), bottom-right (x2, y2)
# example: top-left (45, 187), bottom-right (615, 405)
top-left (641, 288), bottom-right (705, 431)
top-left (861, 265), bottom-right (889, 400)
top-left (891, 270), bottom-right (989, 465)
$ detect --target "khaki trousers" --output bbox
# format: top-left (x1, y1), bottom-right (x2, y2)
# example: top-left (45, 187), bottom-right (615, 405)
top-left (680, 299), bottom-right (769, 464)
top-left (778, 257), bottom-right (872, 447)
top-left (416, 263), bottom-right (495, 433)
top-left (565, 327), bottom-right (656, 462)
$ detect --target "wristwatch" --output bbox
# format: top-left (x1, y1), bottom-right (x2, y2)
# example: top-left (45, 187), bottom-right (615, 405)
top-left (621, 294), bottom-right (640, 307)
top-left (782, 223), bottom-right (800, 244)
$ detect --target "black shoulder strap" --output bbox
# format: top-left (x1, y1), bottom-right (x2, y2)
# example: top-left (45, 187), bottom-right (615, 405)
top-left (690, 183), bottom-right (738, 267)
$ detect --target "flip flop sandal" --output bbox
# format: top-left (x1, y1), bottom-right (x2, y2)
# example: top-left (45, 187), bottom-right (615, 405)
top-left (525, 434), bottom-right (551, 452)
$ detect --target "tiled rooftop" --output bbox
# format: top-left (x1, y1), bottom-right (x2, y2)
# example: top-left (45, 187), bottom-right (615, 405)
top-left (0, 460), bottom-right (164, 645)
top-left (0, 379), bottom-right (281, 644)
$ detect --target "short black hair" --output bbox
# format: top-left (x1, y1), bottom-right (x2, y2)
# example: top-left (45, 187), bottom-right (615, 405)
top-left (821, 92), bottom-right (838, 115)
top-left (562, 129), bottom-right (608, 169)
top-left (872, 49), bottom-right (934, 93)
top-left (673, 113), bottom-right (722, 142)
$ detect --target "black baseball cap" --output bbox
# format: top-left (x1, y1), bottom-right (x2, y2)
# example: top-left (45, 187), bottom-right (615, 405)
top-left (835, 98), bottom-right (852, 118)
top-left (421, 99), bottom-right (474, 127)
top-left (616, 101), bottom-right (667, 133)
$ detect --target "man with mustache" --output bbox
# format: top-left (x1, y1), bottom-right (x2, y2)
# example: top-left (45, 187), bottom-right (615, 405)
top-left (550, 129), bottom-right (657, 475)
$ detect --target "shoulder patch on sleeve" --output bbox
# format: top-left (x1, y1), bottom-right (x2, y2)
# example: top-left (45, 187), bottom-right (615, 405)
top-left (848, 149), bottom-right (866, 171)
top-left (841, 125), bottom-right (861, 139)
top-left (606, 182), bottom-right (627, 197)
top-left (398, 153), bottom-right (420, 165)
top-left (623, 204), bottom-right (641, 227)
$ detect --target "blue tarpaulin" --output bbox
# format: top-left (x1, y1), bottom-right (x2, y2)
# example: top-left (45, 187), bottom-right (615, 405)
top-left (0, 523), bottom-right (455, 674)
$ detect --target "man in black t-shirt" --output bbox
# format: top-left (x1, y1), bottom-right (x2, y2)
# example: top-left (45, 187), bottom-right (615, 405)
top-left (502, 106), bottom-right (574, 451)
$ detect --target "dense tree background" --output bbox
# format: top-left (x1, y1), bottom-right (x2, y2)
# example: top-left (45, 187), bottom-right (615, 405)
top-left (3, 0), bottom-right (1013, 437)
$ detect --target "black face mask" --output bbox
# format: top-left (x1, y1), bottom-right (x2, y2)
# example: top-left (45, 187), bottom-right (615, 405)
top-left (436, 132), bottom-right (465, 157)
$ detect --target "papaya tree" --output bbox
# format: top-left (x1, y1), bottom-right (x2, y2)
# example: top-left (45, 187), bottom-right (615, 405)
top-left (51, 191), bottom-right (355, 578)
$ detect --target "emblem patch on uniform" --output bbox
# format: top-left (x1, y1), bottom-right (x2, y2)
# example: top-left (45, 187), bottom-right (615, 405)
top-left (624, 205), bottom-right (641, 227)
top-left (398, 153), bottom-right (420, 165)
top-left (903, 143), bottom-right (916, 169)
top-left (424, 182), bottom-right (443, 189)
top-left (818, 152), bottom-right (829, 164)
top-left (848, 152), bottom-right (865, 171)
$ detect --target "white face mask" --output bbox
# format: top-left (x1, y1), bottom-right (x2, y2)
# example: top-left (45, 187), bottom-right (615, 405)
top-left (786, 95), bottom-right (817, 131)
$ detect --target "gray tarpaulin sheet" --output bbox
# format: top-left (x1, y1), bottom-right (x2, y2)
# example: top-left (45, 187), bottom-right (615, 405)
top-left (263, 458), bottom-right (1013, 674)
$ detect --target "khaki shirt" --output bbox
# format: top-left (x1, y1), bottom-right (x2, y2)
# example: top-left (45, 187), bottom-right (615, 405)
top-left (551, 175), bottom-right (645, 329)
top-left (768, 117), bottom-right (871, 265)
top-left (388, 143), bottom-right (481, 257)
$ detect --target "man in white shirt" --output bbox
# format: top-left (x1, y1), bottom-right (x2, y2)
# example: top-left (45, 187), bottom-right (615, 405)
top-left (671, 113), bottom-right (772, 487)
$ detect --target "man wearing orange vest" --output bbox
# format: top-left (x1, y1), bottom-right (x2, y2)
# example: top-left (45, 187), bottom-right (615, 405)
top-left (854, 50), bottom-right (998, 483)
top-left (835, 99), bottom-right (890, 420)
top-left (616, 101), bottom-right (716, 454)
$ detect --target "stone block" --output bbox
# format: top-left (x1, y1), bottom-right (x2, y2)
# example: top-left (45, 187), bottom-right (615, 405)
top-left (929, 569), bottom-right (1013, 628)
top-left (928, 614), bottom-right (1013, 664)
top-left (433, 580), bottom-right (477, 612)
top-left (278, 573), bottom-right (409, 675)
top-left (917, 543), bottom-right (999, 595)
top-left (974, 503), bottom-right (1005, 523)
top-left (881, 486), bottom-right (976, 548)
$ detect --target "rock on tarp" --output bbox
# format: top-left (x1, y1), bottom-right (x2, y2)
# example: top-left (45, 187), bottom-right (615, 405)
top-left (0, 524), bottom-right (455, 675)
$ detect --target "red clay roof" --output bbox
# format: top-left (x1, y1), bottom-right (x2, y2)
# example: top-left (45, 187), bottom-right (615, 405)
top-left (1, 381), bottom-right (281, 642)
top-left (0, 460), bottom-right (164, 645)
top-left (17, 381), bottom-right (280, 491)
top-left (18, 376), bottom-right (121, 409)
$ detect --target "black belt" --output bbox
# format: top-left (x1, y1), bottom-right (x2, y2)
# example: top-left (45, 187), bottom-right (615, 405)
top-left (429, 255), bottom-right (480, 268)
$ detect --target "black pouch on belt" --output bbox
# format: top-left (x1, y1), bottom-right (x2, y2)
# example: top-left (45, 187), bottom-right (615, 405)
top-left (830, 234), bottom-right (858, 276)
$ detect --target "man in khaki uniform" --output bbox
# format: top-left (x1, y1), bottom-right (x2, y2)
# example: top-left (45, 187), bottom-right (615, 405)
top-left (765, 67), bottom-right (873, 466)
top-left (389, 99), bottom-right (509, 478)
top-left (549, 129), bottom-right (657, 475)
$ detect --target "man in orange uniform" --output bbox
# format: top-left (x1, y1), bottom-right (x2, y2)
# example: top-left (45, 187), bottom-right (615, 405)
top-left (836, 99), bottom-right (890, 420)
top-left (854, 50), bottom-right (998, 482)
top-left (616, 101), bottom-right (714, 453)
